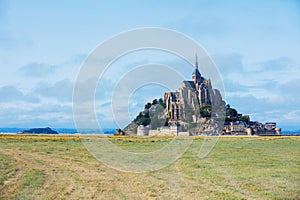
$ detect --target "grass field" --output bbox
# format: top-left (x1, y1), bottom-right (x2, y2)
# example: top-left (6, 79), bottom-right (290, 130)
top-left (0, 135), bottom-right (299, 199)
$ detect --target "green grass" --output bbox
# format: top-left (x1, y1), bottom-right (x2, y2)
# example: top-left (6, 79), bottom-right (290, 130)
top-left (0, 154), bottom-right (18, 185)
top-left (110, 137), bottom-right (172, 153)
top-left (0, 135), bottom-right (299, 199)
top-left (14, 169), bottom-right (45, 200)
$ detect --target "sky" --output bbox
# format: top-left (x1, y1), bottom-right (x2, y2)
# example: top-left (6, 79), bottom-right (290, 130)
top-left (0, 0), bottom-right (299, 130)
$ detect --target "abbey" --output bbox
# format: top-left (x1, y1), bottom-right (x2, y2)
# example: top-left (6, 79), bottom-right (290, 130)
top-left (164, 56), bottom-right (223, 122)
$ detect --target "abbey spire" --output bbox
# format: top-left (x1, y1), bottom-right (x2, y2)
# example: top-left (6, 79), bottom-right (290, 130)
top-left (192, 54), bottom-right (201, 84)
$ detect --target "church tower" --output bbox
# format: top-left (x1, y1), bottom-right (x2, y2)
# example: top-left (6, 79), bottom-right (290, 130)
top-left (192, 54), bottom-right (201, 84)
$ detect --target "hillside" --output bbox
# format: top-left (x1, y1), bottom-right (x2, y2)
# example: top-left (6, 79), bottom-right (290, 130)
top-left (124, 98), bottom-right (249, 135)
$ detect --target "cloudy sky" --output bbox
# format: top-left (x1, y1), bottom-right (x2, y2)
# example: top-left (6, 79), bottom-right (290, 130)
top-left (0, 0), bottom-right (299, 130)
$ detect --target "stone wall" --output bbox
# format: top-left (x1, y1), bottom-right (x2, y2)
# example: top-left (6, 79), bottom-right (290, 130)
top-left (149, 126), bottom-right (178, 136)
top-left (178, 132), bottom-right (190, 136)
top-left (137, 125), bottom-right (150, 136)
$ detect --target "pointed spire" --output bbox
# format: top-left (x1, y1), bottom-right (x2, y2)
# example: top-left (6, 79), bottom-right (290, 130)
top-left (192, 53), bottom-right (201, 77)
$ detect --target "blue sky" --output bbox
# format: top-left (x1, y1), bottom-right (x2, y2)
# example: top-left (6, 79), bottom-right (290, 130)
top-left (0, 0), bottom-right (299, 130)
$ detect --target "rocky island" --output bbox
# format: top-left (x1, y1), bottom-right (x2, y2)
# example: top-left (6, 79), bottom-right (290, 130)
top-left (18, 127), bottom-right (58, 134)
top-left (124, 56), bottom-right (281, 136)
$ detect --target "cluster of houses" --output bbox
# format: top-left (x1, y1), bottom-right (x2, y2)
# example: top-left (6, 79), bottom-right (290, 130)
top-left (223, 121), bottom-right (281, 136)
top-left (136, 121), bottom-right (281, 136)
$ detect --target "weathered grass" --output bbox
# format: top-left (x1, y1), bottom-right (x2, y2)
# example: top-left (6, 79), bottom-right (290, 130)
top-left (0, 135), bottom-right (299, 199)
top-left (13, 168), bottom-right (45, 199)
top-left (0, 154), bottom-right (18, 185)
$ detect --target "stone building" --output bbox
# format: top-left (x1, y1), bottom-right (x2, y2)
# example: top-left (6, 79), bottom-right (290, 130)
top-left (164, 55), bottom-right (223, 122)
top-left (223, 121), bottom-right (248, 135)
top-left (137, 125), bottom-right (151, 136)
top-left (137, 124), bottom-right (189, 136)
top-left (222, 121), bottom-right (281, 135)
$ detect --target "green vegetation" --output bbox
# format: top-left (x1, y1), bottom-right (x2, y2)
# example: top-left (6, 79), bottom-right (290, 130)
top-left (0, 135), bottom-right (299, 199)
top-left (14, 169), bottom-right (45, 199)
top-left (144, 98), bottom-right (166, 110)
top-left (225, 104), bottom-right (250, 123)
top-left (133, 111), bottom-right (151, 126)
top-left (226, 104), bottom-right (238, 118)
top-left (0, 154), bottom-right (18, 185)
top-left (149, 104), bottom-right (168, 129)
top-left (134, 98), bottom-right (167, 127)
top-left (185, 103), bottom-right (248, 123)
top-left (199, 104), bottom-right (212, 117)
top-left (144, 102), bottom-right (152, 110)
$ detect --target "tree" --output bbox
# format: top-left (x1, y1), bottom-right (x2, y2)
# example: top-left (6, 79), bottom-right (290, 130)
top-left (149, 104), bottom-right (166, 129)
top-left (145, 102), bottom-right (152, 109)
top-left (158, 98), bottom-right (166, 108)
top-left (226, 108), bottom-right (237, 118)
top-left (134, 97), bottom-right (167, 127)
top-left (158, 98), bottom-right (163, 105)
top-left (239, 115), bottom-right (250, 124)
top-left (152, 99), bottom-right (158, 105)
top-left (199, 105), bottom-right (211, 117)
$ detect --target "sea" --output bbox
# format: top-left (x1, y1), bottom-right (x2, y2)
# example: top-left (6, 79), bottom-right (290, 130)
top-left (0, 128), bottom-right (299, 136)
top-left (0, 128), bottom-right (116, 135)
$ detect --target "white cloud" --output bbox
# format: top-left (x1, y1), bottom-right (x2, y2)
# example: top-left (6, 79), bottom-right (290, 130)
top-left (0, 102), bottom-right (74, 128)
top-left (0, 85), bottom-right (39, 103)
top-left (212, 53), bottom-right (245, 75)
top-left (250, 57), bottom-right (293, 72)
top-left (18, 62), bottom-right (57, 77)
top-left (283, 110), bottom-right (300, 121)
top-left (35, 79), bottom-right (73, 101)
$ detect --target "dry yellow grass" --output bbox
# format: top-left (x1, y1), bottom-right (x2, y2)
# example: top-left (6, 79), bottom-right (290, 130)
top-left (0, 134), bottom-right (299, 199)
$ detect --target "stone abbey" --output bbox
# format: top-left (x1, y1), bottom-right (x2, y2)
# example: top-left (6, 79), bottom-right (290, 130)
top-left (164, 55), bottom-right (223, 121)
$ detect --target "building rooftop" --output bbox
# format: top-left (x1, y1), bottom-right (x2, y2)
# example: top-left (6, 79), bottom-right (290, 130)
top-left (192, 68), bottom-right (201, 76)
